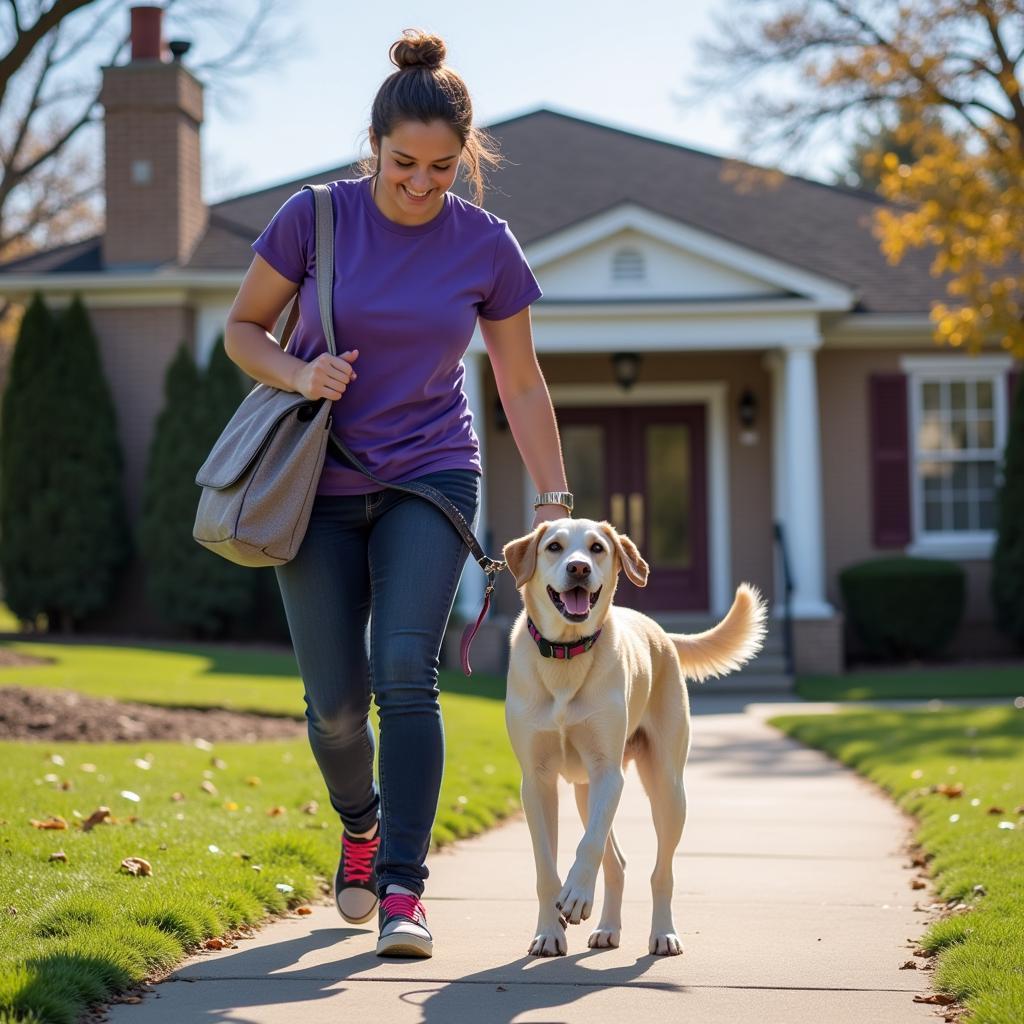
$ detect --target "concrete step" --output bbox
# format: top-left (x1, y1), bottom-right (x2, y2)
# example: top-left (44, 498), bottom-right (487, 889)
top-left (696, 671), bottom-right (796, 695)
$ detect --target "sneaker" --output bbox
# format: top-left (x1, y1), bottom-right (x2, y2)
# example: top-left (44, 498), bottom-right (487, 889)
top-left (375, 889), bottom-right (433, 958)
top-left (333, 821), bottom-right (380, 924)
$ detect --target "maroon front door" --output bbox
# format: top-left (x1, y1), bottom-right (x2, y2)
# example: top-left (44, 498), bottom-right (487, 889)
top-left (557, 405), bottom-right (708, 612)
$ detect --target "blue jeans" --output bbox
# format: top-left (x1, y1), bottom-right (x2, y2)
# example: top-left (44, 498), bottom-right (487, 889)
top-left (273, 468), bottom-right (480, 898)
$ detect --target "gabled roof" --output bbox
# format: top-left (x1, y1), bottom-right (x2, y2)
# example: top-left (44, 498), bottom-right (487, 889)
top-left (0, 107), bottom-right (952, 313)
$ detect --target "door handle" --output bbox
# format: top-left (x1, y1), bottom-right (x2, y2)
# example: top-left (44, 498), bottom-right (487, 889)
top-left (610, 493), bottom-right (626, 532)
top-left (628, 492), bottom-right (644, 547)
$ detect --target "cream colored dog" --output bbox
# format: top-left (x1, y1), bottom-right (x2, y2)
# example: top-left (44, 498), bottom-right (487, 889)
top-left (502, 518), bottom-right (768, 957)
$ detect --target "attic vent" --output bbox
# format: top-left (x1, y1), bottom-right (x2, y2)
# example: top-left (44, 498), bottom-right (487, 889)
top-left (612, 247), bottom-right (645, 282)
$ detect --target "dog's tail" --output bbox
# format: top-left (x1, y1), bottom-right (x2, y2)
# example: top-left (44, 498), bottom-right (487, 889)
top-left (666, 582), bottom-right (769, 683)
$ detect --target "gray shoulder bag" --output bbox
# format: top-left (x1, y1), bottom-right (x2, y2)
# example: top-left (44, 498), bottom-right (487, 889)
top-left (193, 182), bottom-right (505, 674)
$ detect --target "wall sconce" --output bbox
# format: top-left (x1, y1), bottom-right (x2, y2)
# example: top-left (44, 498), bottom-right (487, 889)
top-left (494, 394), bottom-right (508, 432)
top-left (738, 386), bottom-right (759, 446)
top-left (738, 387), bottom-right (758, 428)
top-left (611, 352), bottom-right (642, 391)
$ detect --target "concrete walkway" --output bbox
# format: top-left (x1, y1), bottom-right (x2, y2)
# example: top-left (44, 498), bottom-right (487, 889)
top-left (108, 695), bottom-right (951, 1024)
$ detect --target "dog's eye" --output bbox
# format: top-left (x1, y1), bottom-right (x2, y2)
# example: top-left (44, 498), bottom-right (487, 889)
top-left (546, 542), bottom-right (562, 552)
top-left (590, 543), bottom-right (605, 554)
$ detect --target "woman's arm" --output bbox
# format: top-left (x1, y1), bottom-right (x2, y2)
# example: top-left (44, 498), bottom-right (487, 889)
top-left (478, 306), bottom-right (569, 526)
top-left (225, 254), bottom-right (357, 401)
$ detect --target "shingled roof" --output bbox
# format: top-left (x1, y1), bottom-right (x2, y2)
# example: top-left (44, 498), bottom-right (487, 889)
top-left (0, 108), bottom-right (952, 313)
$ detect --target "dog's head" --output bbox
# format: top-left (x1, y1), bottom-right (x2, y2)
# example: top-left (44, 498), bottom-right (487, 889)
top-left (502, 518), bottom-right (649, 637)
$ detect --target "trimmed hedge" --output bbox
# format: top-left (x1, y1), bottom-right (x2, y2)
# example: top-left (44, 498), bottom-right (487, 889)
top-left (839, 556), bottom-right (965, 659)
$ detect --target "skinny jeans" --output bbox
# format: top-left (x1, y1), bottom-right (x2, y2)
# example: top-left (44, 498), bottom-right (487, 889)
top-left (273, 467), bottom-right (480, 898)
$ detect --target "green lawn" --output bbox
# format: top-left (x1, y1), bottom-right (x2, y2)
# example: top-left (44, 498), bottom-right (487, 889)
top-left (767, 705), bottom-right (1024, 1024)
top-left (0, 638), bottom-right (519, 1024)
top-left (797, 663), bottom-right (1023, 702)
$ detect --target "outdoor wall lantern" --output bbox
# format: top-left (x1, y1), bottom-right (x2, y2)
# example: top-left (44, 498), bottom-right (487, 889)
top-left (611, 352), bottom-right (642, 391)
top-left (738, 386), bottom-right (759, 446)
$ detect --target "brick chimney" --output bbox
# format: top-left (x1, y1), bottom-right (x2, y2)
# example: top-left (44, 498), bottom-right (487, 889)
top-left (99, 5), bottom-right (206, 268)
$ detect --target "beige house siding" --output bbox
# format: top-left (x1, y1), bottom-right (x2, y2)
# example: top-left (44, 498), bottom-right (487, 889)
top-left (481, 350), bottom-right (776, 619)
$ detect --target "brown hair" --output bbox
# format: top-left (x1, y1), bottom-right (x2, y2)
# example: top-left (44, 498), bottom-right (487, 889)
top-left (357, 29), bottom-right (503, 206)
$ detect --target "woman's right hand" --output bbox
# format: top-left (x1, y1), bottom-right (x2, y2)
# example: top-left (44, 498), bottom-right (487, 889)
top-left (292, 349), bottom-right (359, 401)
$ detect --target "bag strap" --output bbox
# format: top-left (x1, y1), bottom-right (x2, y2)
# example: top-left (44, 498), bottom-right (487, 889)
top-left (279, 183), bottom-right (337, 356)
top-left (291, 179), bottom-right (507, 675)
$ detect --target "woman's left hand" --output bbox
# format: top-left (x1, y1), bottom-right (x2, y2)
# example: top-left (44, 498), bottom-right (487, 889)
top-left (532, 504), bottom-right (571, 530)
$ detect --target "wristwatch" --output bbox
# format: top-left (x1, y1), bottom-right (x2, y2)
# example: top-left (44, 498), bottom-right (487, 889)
top-left (533, 490), bottom-right (574, 512)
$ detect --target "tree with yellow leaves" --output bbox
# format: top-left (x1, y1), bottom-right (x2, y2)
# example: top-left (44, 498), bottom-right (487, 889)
top-left (692, 0), bottom-right (1024, 357)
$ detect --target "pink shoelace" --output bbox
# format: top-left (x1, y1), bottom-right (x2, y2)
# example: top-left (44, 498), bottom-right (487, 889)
top-left (380, 891), bottom-right (428, 926)
top-left (341, 830), bottom-right (380, 884)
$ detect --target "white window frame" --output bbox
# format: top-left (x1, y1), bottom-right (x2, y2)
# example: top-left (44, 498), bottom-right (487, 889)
top-left (901, 354), bottom-right (1013, 559)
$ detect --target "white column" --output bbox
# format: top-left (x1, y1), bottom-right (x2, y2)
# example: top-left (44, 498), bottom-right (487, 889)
top-left (776, 344), bottom-right (834, 618)
top-left (455, 350), bottom-right (487, 622)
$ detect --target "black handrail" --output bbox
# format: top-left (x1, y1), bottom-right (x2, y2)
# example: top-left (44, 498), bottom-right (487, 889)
top-left (772, 520), bottom-right (795, 677)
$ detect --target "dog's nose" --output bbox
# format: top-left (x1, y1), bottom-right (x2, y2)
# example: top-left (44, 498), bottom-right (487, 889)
top-left (566, 560), bottom-right (591, 579)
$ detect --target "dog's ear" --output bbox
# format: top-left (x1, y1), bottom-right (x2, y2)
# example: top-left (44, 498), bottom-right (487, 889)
top-left (599, 522), bottom-right (649, 588)
top-left (503, 525), bottom-right (546, 588)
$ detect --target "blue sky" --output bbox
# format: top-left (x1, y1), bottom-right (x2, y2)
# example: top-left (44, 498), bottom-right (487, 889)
top-left (199, 0), bottom-right (847, 203)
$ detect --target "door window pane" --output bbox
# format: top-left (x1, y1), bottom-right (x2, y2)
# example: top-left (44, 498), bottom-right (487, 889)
top-left (561, 425), bottom-right (605, 523)
top-left (645, 424), bottom-right (691, 568)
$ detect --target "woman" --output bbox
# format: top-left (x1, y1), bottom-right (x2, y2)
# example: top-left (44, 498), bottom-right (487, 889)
top-left (224, 29), bottom-right (572, 959)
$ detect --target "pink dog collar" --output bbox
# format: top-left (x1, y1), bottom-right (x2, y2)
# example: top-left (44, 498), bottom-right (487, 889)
top-left (527, 617), bottom-right (602, 659)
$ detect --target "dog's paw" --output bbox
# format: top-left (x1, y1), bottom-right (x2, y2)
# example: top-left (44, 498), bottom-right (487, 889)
top-left (528, 925), bottom-right (567, 957)
top-left (587, 926), bottom-right (620, 949)
top-left (649, 931), bottom-right (684, 956)
top-left (556, 874), bottom-right (596, 925)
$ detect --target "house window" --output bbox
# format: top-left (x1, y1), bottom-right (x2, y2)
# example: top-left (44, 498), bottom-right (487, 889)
top-left (612, 247), bottom-right (645, 282)
top-left (911, 373), bottom-right (1006, 537)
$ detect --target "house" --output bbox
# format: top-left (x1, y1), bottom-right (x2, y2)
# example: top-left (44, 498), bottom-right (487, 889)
top-left (0, 6), bottom-right (1019, 679)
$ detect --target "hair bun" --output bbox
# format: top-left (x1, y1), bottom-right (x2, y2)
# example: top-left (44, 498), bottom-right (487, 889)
top-left (390, 29), bottom-right (446, 71)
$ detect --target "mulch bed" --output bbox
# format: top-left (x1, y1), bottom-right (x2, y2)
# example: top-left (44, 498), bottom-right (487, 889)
top-left (0, 685), bottom-right (306, 743)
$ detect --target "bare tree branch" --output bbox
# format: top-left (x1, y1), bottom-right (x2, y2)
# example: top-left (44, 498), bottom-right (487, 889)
top-left (0, 0), bottom-right (96, 108)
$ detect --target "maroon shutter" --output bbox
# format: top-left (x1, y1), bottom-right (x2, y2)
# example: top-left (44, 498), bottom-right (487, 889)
top-left (869, 373), bottom-right (911, 547)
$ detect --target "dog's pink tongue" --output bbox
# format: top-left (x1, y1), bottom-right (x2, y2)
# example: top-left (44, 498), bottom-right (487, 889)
top-left (561, 587), bottom-right (589, 615)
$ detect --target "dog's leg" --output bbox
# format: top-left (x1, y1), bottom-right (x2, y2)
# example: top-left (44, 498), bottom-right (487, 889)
top-left (573, 782), bottom-right (625, 949)
top-left (633, 741), bottom-right (687, 956)
top-left (557, 761), bottom-right (625, 926)
top-left (521, 772), bottom-right (567, 956)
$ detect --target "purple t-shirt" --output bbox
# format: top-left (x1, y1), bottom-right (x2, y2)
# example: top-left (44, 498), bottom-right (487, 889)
top-left (250, 175), bottom-right (543, 495)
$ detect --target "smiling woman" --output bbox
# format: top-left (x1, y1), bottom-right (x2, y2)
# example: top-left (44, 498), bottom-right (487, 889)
top-left (222, 26), bottom-right (568, 963)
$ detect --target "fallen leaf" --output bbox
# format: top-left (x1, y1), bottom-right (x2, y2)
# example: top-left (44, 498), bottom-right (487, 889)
top-left (211, 758), bottom-right (227, 770)
top-left (49, 851), bottom-right (67, 863)
top-left (200, 780), bottom-right (218, 796)
top-left (935, 783), bottom-right (964, 798)
top-left (899, 960), bottom-right (918, 970)
top-left (913, 993), bottom-right (956, 1005)
top-left (120, 857), bottom-right (152, 877)
top-left (80, 763), bottom-right (97, 773)
top-left (246, 776), bottom-right (261, 787)
top-left (119, 790), bottom-right (141, 803)
top-left (30, 816), bottom-right (67, 830)
top-left (49, 754), bottom-right (65, 766)
top-left (267, 806), bottom-right (287, 817)
top-left (987, 807), bottom-right (1005, 815)
top-left (276, 883), bottom-right (294, 893)
top-left (81, 807), bottom-right (111, 832)
top-left (224, 801), bottom-right (239, 811)
top-left (171, 792), bottom-right (186, 802)
top-left (204, 937), bottom-right (227, 950)
top-left (911, 879), bottom-right (927, 890)
top-left (296, 907), bottom-right (313, 916)
top-left (301, 801), bottom-right (318, 815)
